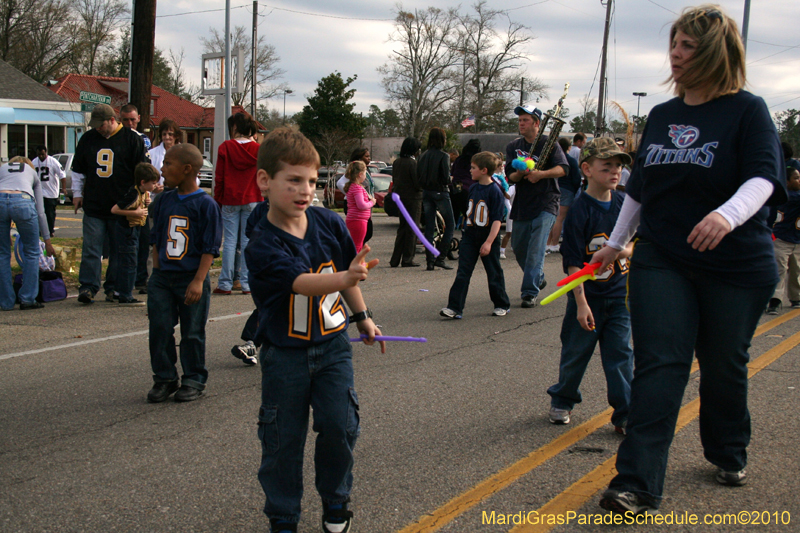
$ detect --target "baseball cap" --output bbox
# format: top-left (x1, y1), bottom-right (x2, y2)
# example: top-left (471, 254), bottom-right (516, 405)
top-left (580, 137), bottom-right (632, 165)
top-left (514, 105), bottom-right (542, 122)
top-left (88, 104), bottom-right (116, 129)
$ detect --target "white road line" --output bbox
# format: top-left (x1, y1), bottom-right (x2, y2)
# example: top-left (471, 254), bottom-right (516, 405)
top-left (0, 311), bottom-right (252, 362)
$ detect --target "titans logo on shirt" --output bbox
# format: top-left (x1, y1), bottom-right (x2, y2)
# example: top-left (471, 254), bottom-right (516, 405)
top-left (644, 131), bottom-right (718, 169)
top-left (668, 125), bottom-right (700, 148)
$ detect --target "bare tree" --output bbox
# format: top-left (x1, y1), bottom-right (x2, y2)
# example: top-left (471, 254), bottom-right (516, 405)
top-left (69, 0), bottom-right (129, 75)
top-left (456, 1), bottom-right (546, 132)
top-left (200, 25), bottom-right (286, 107)
top-left (378, 6), bottom-right (461, 138)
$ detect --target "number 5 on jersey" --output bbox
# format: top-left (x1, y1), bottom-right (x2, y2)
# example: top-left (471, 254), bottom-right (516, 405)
top-left (167, 216), bottom-right (189, 259)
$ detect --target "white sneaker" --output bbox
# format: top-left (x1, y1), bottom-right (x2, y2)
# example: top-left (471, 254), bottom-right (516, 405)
top-left (500, 252), bottom-right (506, 259)
top-left (439, 308), bottom-right (462, 319)
top-left (492, 308), bottom-right (509, 316)
top-left (549, 407), bottom-right (571, 424)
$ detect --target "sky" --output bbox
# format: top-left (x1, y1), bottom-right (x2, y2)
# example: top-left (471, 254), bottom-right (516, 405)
top-left (150, 0), bottom-right (800, 127)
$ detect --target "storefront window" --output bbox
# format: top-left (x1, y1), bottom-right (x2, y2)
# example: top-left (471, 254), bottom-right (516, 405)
top-left (27, 125), bottom-right (45, 159)
top-left (8, 125), bottom-right (25, 158)
top-left (47, 126), bottom-right (66, 154)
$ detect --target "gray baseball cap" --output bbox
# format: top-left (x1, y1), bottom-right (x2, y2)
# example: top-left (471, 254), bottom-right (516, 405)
top-left (88, 103), bottom-right (116, 129)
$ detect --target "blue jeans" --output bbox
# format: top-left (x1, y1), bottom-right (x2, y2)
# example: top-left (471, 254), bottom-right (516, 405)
top-left (218, 203), bottom-right (257, 291)
top-left (147, 268), bottom-right (210, 389)
top-left (1, 193), bottom-right (40, 309)
top-left (608, 241), bottom-right (774, 508)
top-left (79, 214), bottom-right (118, 296)
top-left (547, 293), bottom-right (633, 427)
top-left (257, 333), bottom-right (359, 524)
top-left (511, 212), bottom-right (556, 298)
top-left (447, 230), bottom-right (509, 313)
top-left (422, 190), bottom-right (455, 263)
top-left (114, 222), bottom-right (140, 300)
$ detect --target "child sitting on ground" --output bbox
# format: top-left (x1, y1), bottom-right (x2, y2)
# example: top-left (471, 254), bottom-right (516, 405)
top-left (145, 144), bottom-right (222, 403)
top-left (245, 127), bottom-right (384, 533)
top-left (440, 151), bottom-right (510, 319)
top-left (110, 162), bottom-right (159, 306)
top-left (546, 137), bottom-right (634, 434)
top-left (766, 166), bottom-right (800, 314)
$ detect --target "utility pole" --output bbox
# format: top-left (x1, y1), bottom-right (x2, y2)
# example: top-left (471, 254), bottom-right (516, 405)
top-left (224, 0), bottom-right (232, 138)
top-left (596, 0), bottom-right (613, 137)
top-left (130, 0), bottom-right (156, 134)
top-left (520, 78), bottom-right (524, 106)
top-left (742, 0), bottom-right (751, 52)
top-left (251, 0), bottom-right (257, 118)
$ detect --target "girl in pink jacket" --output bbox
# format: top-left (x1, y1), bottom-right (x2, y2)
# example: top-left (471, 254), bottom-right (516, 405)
top-left (344, 161), bottom-right (375, 252)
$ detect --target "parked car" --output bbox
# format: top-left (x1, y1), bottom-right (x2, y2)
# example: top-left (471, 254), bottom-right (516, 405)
top-left (323, 172), bottom-right (392, 209)
top-left (369, 160), bottom-right (388, 169)
top-left (52, 153), bottom-right (74, 202)
top-left (198, 159), bottom-right (214, 188)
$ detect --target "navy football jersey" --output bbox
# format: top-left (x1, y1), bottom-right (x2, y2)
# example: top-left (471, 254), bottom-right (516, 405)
top-left (772, 190), bottom-right (800, 244)
top-left (561, 191), bottom-right (628, 299)
top-left (72, 125), bottom-right (148, 219)
top-left (464, 181), bottom-right (505, 237)
top-left (150, 189), bottom-right (222, 272)
top-left (246, 206), bottom-right (358, 348)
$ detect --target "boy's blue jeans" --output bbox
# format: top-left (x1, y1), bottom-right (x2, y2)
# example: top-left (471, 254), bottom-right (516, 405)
top-left (114, 221), bottom-right (140, 300)
top-left (608, 241), bottom-right (773, 508)
top-left (447, 230), bottom-right (509, 313)
top-left (547, 293), bottom-right (633, 427)
top-left (257, 332), bottom-right (359, 524)
top-left (147, 268), bottom-right (210, 390)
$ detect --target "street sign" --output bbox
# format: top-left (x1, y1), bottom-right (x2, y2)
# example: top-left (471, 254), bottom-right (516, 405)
top-left (79, 91), bottom-right (111, 105)
top-left (80, 103), bottom-right (96, 112)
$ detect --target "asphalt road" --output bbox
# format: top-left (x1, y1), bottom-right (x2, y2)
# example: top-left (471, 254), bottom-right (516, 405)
top-left (2, 212), bottom-right (798, 533)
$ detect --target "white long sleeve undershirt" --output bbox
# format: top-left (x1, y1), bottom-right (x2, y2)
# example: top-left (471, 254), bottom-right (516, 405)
top-left (605, 177), bottom-right (775, 250)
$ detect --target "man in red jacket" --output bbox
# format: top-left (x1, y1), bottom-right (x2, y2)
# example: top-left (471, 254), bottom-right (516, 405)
top-left (213, 113), bottom-right (262, 295)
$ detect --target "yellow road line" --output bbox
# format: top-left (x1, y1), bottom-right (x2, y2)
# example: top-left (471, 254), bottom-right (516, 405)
top-left (54, 216), bottom-right (82, 222)
top-left (509, 329), bottom-right (800, 533)
top-left (396, 312), bottom-right (797, 533)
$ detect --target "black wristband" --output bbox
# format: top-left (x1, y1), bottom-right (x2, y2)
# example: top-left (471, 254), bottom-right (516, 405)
top-left (350, 309), bottom-right (373, 322)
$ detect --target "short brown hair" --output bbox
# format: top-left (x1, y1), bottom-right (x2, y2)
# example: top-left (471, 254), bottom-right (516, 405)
top-left (668, 4), bottom-right (746, 100)
top-left (257, 127), bottom-right (320, 178)
top-left (157, 119), bottom-right (181, 143)
top-left (471, 151), bottom-right (497, 175)
top-left (344, 160), bottom-right (366, 193)
top-left (135, 162), bottom-right (161, 184)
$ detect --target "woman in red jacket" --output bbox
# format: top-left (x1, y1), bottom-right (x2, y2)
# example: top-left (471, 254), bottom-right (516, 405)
top-left (213, 113), bottom-right (261, 294)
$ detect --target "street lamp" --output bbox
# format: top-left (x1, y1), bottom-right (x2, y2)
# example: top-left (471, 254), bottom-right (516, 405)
top-left (283, 89), bottom-right (293, 124)
top-left (632, 92), bottom-right (647, 134)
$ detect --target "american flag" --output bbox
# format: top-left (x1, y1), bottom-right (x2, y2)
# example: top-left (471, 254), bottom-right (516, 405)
top-left (461, 115), bottom-right (475, 128)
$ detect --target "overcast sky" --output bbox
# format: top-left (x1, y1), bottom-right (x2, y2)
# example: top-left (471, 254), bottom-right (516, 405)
top-left (151, 0), bottom-right (800, 127)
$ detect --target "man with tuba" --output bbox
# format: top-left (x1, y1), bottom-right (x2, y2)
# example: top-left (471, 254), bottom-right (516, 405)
top-left (505, 105), bottom-right (569, 308)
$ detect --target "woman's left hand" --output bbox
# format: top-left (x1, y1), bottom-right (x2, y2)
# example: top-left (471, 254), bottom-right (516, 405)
top-left (687, 212), bottom-right (731, 252)
top-left (45, 242), bottom-right (56, 257)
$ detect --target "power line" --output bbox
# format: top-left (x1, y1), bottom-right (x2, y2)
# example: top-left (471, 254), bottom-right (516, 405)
top-left (258, 3), bottom-right (392, 21)
top-left (156, 5), bottom-right (248, 18)
top-left (644, 0), bottom-right (676, 15)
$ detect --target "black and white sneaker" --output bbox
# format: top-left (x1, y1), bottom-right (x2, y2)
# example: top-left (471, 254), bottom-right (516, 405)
top-left (716, 468), bottom-right (747, 486)
top-left (766, 298), bottom-right (781, 315)
top-left (322, 501), bottom-right (352, 533)
top-left (439, 308), bottom-right (462, 319)
top-left (599, 489), bottom-right (658, 515)
top-left (521, 295), bottom-right (538, 308)
top-left (231, 341), bottom-right (258, 365)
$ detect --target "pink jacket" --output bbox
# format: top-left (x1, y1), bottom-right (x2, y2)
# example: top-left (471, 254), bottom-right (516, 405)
top-left (345, 183), bottom-right (374, 221)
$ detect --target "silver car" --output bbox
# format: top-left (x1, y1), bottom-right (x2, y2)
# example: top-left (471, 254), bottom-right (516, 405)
top-left (53, 153), bottom-right (74, 202)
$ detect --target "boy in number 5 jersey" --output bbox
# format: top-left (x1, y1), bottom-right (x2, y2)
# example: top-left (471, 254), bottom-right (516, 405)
top-left (245, 128), bottom-right (383, 533)
top-left (145, 144), bottom-right (222, 403)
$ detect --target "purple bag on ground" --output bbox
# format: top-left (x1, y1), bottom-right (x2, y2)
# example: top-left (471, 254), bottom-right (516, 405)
top-left (13, 271), bottom-right (67, 303)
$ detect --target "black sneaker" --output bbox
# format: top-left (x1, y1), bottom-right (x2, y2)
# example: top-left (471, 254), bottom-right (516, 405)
top-left (231, 342), bottom-right (258, 365)
top-left (78, 289), bottom-right (94, 304)
top-left (599, 489), bottom-right (658, 515)
top-left (434, 259), bottom-right (453, 270)
top-left (521, 295), bottom-right (538, 308)
top-left (137, 286), bottom-right (148, 295)
top-left (322, 500), bottom-right (353, 533)
top-left (105, 292), bottom-right (118, 303)
top-left (174, 385), bottom-right (203, 402)
top-left (716, 468), bottom-right (747, 486)
top-left (118, 297), bottom-right (146, 307)
top-left (147, 381), bottom-right (179, 403)
top-left (792, 300), bottom-right (800, 309)
top-left (269, 519), bottom-right (297, 533)
top-left (766, 298), bottom-right (781, 315)
top-left (20, 301), bottom-right (44, 310)
top-left (540, 279), bottom-right (547, 290)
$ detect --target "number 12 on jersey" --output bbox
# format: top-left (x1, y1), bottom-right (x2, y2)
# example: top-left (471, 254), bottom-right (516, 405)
top-left (289, 263), bottom-right (347, 340)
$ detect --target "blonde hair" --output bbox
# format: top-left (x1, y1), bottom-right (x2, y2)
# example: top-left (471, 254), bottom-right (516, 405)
top-left (668, 4), bottom-right (746, 101)
top-left (344, 160), bottom-right (366, 193)
top-left (9, 156), bottom-right (35, 170)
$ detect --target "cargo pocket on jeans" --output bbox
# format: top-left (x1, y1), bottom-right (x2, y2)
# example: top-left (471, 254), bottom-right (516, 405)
top-left (257, 406), bottom-right (279, 455)
top-left (346, 388), bottom-right (360, 437)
